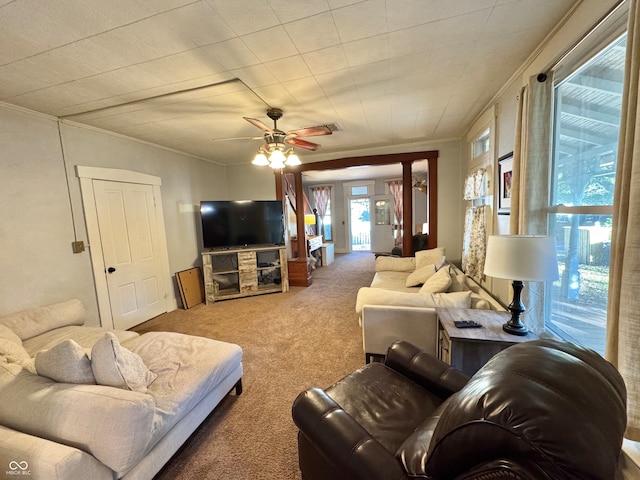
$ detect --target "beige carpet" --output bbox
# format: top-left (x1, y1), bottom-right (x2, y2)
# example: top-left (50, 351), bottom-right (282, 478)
top-left (132, 251), bottom-right (375, 480)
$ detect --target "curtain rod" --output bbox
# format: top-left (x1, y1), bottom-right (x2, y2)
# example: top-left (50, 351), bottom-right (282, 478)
top-left (547, 0), bottom-right (627, 72)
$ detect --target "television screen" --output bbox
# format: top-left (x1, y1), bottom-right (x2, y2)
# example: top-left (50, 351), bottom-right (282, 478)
top-left (200, 200), bottom-right (285, 249)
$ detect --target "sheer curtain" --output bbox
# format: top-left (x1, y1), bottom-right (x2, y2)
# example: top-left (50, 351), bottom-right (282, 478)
top-left (462, 206), bottom-right (487, 282)
top-left (311, 186), bottom-right (331, 238)
top-left (607, 0), bottom-right (640, 441)
top-left (387, 180), bottom-right (403, 246)
top-left (509, 73), bottom-right (553, 333)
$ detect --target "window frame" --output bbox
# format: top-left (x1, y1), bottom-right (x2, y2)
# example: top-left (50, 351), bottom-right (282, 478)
top-left (545, 16), bottom-right (628, 353)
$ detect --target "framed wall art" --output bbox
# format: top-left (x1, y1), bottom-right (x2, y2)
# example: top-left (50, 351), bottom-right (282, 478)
top-left (498, 152), bottom-right (513, 215)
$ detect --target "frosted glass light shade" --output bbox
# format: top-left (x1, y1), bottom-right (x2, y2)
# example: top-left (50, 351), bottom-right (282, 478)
top-left (252, 152), bottom-right (269, 166)
top-left (285, 152), bottom-right (301, 166)
top-left (484, 235), bottom-right (559, 281)
top-left (269, 149), bottom-right (285, 169)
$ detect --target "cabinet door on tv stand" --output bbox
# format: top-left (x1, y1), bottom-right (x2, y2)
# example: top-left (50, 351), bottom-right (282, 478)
top-left (238, 251), bottom-right (258, 293)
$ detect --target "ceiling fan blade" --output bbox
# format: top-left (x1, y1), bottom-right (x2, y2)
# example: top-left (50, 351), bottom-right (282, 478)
top-left (287, 125), bottom-right (333, 138)
top-left (286, 137), bottom-right (321, 151)
top-left (212, 135), bottom-right (262, 142)
top-left (243, 117), bottom-right (273, 133)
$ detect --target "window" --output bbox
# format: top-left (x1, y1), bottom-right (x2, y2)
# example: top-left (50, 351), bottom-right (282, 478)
top-left (472, 128), bottom-right (490, 159)
top-left (323, 195), bottom-right (333, 241)
top-left (351, 185), bottom-right (369, 196)
top-left (547, 33), bottom-right (626, 355)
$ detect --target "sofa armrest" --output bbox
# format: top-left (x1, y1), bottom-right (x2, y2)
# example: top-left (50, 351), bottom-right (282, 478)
top-left (292, 387), bottom-right (407, 480)
top-left (361, 305), bottom-right (439, 359)
top-left (0, 425), bottom-right (113, 480)
top-left (385, 341), bottom-right (469, 398)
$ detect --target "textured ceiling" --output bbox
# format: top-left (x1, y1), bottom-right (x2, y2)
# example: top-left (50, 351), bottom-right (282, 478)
top-left (0, 0), bottom-right (579, 171)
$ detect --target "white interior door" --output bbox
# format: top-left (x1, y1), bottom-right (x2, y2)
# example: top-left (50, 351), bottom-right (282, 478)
top-left (370, 195), bottom-right (395, 253)
top-left (94, 180), bottom-right (166, 330)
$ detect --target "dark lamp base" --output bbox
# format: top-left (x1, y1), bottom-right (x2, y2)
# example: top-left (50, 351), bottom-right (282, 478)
top-left (504, 280), bottom-right (528, 336)
top-left (502, 321), bottom-right (528, 336)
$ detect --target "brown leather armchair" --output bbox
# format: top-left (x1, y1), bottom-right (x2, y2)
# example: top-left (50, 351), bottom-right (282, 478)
top-left (292, 339), bottom-right (626, 480)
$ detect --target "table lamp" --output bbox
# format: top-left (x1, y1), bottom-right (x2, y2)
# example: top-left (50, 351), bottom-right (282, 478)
top-left (483, 235), bottom-right (559, 336)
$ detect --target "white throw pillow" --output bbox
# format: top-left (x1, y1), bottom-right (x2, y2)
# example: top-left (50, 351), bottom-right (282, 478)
top-left (405, 264), bottom-right (437, 287)
top-left (0, 325), bottom-right (34, 372)
top-left (0, 324), bottom-right (22, 345)
top-left (91, 332), bottom-right (157, 393)
top-left (470, 293), bottom-right (491, 310)
top-left (419, 265), bottom-right (452, 294)
top-left (449, 273), bottom-right (469, 292)
top-left (0, 337), bottom-right (31, 365)
top-left (430, 291), bottom-right (472, 308)
top-left (35, 339), bottom-right (96, 384)
top-left (415, 247), bottom-right (446, 270)
top-left (375, 256), bottom-right (416, 272)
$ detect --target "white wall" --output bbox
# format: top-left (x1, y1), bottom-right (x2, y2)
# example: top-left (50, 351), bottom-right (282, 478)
top-left (0, 104), bottom-right (228, 324)
top-left (226, 163), bottom-right (277, 200)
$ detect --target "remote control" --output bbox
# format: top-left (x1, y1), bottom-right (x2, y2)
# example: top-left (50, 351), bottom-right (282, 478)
top-left (454, 320), bottom-right (483, 328)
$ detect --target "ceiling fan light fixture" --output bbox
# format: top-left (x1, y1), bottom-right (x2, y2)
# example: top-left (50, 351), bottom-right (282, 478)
top-left (269, 148), bottom-right (286, 169)
top-left (252, 151), bottom-right (269, 166)
top-left (285, 150), bottom-right (301, 166)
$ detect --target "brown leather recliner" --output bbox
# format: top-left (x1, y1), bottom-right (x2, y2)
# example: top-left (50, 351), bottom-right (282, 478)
top-left (292, 339), bottom-right (627, 480)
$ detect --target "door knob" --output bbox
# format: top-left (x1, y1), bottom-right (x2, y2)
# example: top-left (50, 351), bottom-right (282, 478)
top-left (107, 267), bottom-right (116, 273)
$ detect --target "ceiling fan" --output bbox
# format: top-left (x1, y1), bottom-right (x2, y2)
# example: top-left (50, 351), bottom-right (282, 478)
top-left (243, 107), bottom-right (333, 152)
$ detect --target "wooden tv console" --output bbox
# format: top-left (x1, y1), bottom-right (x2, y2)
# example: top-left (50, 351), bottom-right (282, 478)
top-left (201, 245), bottom-right (289, 303)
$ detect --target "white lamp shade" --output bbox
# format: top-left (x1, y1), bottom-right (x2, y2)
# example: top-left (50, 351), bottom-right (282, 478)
top-left (484, 235), bottom-right (559, 282)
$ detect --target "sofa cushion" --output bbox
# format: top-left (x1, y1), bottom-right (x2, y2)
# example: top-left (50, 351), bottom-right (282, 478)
top-left (419, 266), bottom-right (452, 294)
top-left (375, 256), bottom-right (416, 272)
top-left (415, 248), bottom-right (446, 270)
top-left (0, 325), bottom-right (34, 373)
top-left (396, 399), bottom-right (452, 476)
top-left (35, 339), bottom-right (96, 384)
top-left (356, 288), bottom-right (471, 314)
top-left (0, 299), bottom-right (85, 341)
top-left (92, 332), bottom-right (157, 393)
top-left (371, 271), bottom-right (420, 293)
top-left (0, 362), bottom-right (155, 475)
top-left (122, 331), bottom-right (244, 445)
top-left (405, 264), bottom-right (437, 287)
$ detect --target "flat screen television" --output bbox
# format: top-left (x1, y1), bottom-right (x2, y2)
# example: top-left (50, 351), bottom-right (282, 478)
top-left (200, 200), bottom-right (285, 250)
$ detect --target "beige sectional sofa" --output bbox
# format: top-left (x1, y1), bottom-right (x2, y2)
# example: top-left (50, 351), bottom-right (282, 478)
top-left (0, 299), bottom-right (243, 480)
top-left (355, 248), bottom-right (505, 362)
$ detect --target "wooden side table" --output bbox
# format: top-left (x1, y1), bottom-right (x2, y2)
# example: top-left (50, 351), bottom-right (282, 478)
top-left (436, 307), bottom-right (538, 376)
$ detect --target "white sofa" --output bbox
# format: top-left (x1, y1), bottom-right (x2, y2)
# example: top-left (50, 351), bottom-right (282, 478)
top-left (356, 249), bottom-right (505, 362)
top-left (0, 299), bottom-right (243, 480)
